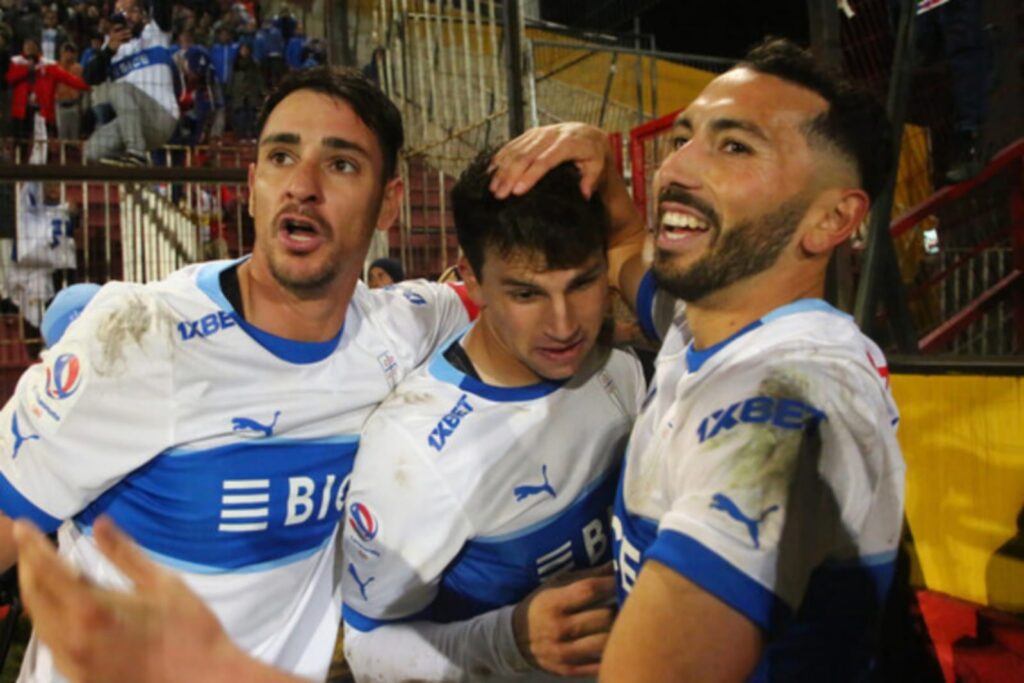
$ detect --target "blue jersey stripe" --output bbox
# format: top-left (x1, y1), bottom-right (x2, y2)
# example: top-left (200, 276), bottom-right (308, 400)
top-left (74, 439), bottom-right (358, 570)
top-left (645, 529), bottom-right (792, 634)
top-left (0, 472), bottom-right (62, 532)
top-left (635, 270), bottom-right (660, 342)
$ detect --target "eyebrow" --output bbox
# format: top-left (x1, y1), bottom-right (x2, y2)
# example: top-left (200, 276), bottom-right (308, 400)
top-left (259, 133), bottom-right (371, 158)
top-left (673, 116), bottom-right (769, 142)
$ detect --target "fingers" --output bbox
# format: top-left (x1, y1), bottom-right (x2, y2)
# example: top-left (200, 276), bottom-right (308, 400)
top-left (489, 129), bottom-right (558, 198)
top-left (92, 515), bottom-right (163, 593)
top-left (13, 520), bottom-right (78, 619)
top-left (489, 124), bottom-right (608, 200)
top-left (554, 573), bottom-right (617, 613)
top-left (13, 520), bottom-right (106, 681)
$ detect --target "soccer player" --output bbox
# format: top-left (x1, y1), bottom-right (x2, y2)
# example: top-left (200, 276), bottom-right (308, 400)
top-left (340, 153), bottom-right (645, 681)
top-left (0, 67), bottom-right (477, 681)
top-left (492, 38), bottom-right (905, 682)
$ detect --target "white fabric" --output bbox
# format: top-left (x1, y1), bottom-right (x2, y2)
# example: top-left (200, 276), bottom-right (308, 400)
top-left (0, 260), bottom-right (469, 682)
top-left (613, 296), bottom-right (905, 679)
top-left (341, 335), bottom-right (644, 682)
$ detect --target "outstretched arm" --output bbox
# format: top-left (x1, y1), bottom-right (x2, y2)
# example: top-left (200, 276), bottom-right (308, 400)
top-left (14, 517), bottom-right (302, 683)
top-left (344, 563), bottom-right (617, 682)
top-left (489, 124), bottom-right (648, 310)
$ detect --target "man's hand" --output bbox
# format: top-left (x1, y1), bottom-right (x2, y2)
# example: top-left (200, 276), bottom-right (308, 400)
top-left (512, 562), bottom-right (617, 677)
top-left (489, 123), bottom-right (613, 200)
top-left (13, 516), bottom-right (276, 683)
top-left (106, 26), bottom-right (132, 53)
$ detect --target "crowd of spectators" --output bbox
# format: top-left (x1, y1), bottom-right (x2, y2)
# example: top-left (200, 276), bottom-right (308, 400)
top-left (0, 0), bottom-right (327, 162)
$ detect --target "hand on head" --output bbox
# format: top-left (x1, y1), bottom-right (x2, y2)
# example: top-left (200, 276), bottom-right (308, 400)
top-left (489, 123), bottom-right (612, 201)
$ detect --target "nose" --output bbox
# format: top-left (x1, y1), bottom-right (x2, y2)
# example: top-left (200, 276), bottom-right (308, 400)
top-left (285, 157), bottom-right (322, 205)
top-left (546, 295), bottom-right (579, 342)
top-left (655, 138), bottom-right (701, 193)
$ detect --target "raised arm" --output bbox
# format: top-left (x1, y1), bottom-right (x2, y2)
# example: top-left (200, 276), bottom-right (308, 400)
top-left (489, 123), bottom-right (647, 310)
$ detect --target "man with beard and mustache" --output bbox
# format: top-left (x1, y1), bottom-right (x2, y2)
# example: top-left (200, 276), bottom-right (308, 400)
top-left (491, 37), bottom-right (905, 682)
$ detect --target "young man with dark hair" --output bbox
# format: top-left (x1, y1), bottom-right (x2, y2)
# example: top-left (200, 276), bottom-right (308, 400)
top-left (491, 37), bottom-right (904, 682)
top-left (340, 152), bottom-right (644, 681)
top-left (0, 66), bottom-right (476, 681)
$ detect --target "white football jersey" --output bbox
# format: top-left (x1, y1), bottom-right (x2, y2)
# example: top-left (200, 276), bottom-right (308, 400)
top-left (614, 275), bottom-right (905, 681)
top-left (109, 20), bottom-right (179, 117)
top-left (0, 259), bottom-right (470, 682)
top-left (341, 334), bottom-right (644, 659)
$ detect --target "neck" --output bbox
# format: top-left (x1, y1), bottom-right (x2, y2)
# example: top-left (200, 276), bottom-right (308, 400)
top-left (685, 263), bottom-right (826, 350)
top-left (461, 316), bottom-right (542, 387)
top-left (236, 258), bottom-right (356, 342)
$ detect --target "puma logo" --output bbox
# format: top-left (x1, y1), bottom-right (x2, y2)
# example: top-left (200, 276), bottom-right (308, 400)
top-left (348, 563), bottom-right (375, 601)
top-left (709, 493), bottom-right (779, 549)
top-left (10, 414), bottom-right (39, 459)
top-left (514, 464), bottom-right (557, 502)
top-left (231, 411), bottom-right (281, 438)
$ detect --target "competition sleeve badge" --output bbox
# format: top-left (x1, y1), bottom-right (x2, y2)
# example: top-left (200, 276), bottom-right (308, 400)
top-left (31, 347), bottom-right (89, 429)
top-left (345, 501), bottom-right (383, 561)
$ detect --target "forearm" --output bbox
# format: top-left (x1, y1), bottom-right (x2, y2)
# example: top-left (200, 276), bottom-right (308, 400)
top-left (0, 514), bottom-right (16, 572)
top-left (344, 605), bottom-right (530, 682)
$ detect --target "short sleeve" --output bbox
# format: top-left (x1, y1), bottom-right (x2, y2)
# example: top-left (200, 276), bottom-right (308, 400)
top-left (0, 284), bottom-right (176, 530)
top-left (645, 356), bottom-right (869, 634)
top-left (341, 413), bottom-right (473, 631)
top-left (364, 280), bottom-right (473, 372)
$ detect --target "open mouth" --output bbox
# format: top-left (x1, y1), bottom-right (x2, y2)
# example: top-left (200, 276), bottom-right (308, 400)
top-left (659, 210), bottom-right (711, 240)
top-left (280, 216), bottom-right (320, 242)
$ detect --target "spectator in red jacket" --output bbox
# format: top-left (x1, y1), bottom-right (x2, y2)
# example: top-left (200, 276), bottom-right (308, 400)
top-left (5, 38), bottom-right (90, 145)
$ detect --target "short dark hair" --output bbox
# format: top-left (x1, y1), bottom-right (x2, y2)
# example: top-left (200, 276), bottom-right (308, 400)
top-left (739, 37), bottom-right (894, 203)
top-left (255, 67), bottom-right (404, 180)
top-left (452, 150), bottom-right (609, 279)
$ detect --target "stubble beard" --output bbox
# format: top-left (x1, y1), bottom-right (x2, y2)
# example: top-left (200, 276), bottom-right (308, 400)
top-left (652, 196), bottom-right (809, 303)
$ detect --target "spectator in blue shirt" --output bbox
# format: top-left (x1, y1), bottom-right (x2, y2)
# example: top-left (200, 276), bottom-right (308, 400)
top-left (210, 26), bottom-right (238, 86)
top-left (285, 23), bottom-right (305, 70)
top-left (255, 17), bottom-right (284, 88)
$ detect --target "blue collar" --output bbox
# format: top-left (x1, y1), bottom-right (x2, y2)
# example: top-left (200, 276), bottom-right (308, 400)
top-left (685, 298), bottom-right (848, 373)
top-left (427, 327), bottom-right (566, 402)
top-left (195, 259), bottom-right (344, 364)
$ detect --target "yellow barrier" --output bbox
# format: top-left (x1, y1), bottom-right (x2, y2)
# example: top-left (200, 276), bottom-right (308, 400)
top-left (892, 373), bottom-right (1024, 611)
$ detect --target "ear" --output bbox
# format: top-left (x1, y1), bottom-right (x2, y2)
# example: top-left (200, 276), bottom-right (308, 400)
top-left (247, 162), bottom-right (256, 219)
top-left (375, 176), bottom-right (404, 232)
top-left (800, 188), bottom-right (869, 256)
top-left (458, 255), bottom-right (486, 310)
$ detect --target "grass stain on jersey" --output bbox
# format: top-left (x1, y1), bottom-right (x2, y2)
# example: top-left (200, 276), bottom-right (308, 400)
top-left (704, 367), bottom-right (819, 493)
top-left (94, 291), bottom-right (176, 375)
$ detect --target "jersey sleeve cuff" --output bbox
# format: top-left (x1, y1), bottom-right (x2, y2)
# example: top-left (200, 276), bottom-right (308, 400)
top-left (645, 529), bottom-right (791, 635)
top-left (0, 473), bottom-right (63, 532)
top-left (343, 602), bottom-right (431, 633)
top-left (635, 270), bottom-right (660, 342)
